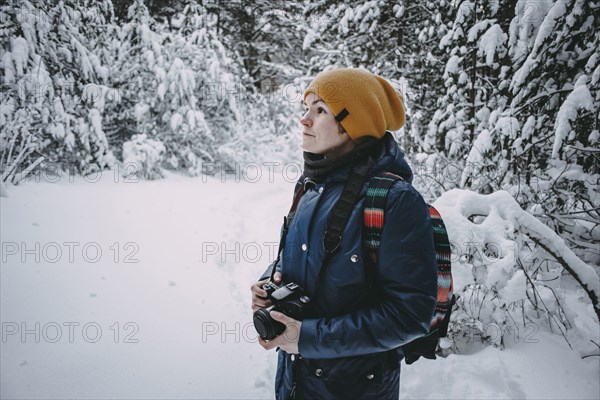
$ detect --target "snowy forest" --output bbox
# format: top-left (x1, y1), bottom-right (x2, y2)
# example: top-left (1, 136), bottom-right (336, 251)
top-left (1, 0), bottom-right (599, 398)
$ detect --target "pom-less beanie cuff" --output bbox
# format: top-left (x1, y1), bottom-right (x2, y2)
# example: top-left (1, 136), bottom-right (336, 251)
top-left (303, 68), bottom-right (406, 141)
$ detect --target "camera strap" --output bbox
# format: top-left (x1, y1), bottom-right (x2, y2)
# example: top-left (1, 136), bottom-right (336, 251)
top-left (268, 174), bottom-right (308, 282)
top-left (313, 155), bottom-right (374, 294)
top-left (268, 154), bottom-right (374, 290)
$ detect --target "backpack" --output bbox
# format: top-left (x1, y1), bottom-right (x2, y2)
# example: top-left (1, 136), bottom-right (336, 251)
top-left (364, 171), bottom-right (456, 364)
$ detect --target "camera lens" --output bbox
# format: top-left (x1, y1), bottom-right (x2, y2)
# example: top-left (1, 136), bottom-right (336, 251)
top-left (253, 308), bottom-right (285, 340)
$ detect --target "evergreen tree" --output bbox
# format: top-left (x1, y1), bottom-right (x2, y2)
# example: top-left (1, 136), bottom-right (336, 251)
top-left (1, 0), bottom-right (117, 183)
top-left (217, 0), bottom-right (307, 87)
top-left (428, 0), bottom-right (512, 190)
top-left (106, 0), bottom-right (162, 157)
top-left (506, 0), bottom-right (599, 264)
top-left (162, 0), bottom-right (243, 174)
top-left (430, 0), bottom-right (598, 261)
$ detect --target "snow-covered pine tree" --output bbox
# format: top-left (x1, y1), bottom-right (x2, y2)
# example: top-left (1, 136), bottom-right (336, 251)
top-left (107, 0), bottom-right (165, 168)
top-left (1, 0), bottom-right (117, 183)
top-left (223, 0), bottom-right (307, 84)
top-left (431, 0), bottom-right (599, 264)
top-left (102, 0), bottom-right (300, 177)
top-left (506, 0), bottom-right (599, 266)
top-left (427, 0), bottom-right (513, 195)
top-left (198, 0), bottom-right (305, 166)
top-left (199, 0), bottom-right (304, 166)
top-left (445, 0), bottom-right (599, 264)
top-left (160, 0), bottom-right (236, 174)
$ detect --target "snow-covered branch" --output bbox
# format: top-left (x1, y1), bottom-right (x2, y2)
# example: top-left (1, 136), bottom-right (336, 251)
top-left (434, 189), bottom-right (600, 335)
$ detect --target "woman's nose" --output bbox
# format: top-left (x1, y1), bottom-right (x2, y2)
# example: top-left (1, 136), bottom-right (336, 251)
top-left (300, 113), bottom-right (311, 126)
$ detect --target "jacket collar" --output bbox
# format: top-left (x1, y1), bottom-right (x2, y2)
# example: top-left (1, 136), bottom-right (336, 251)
top-left (319, 132), bottom-right (413, 184)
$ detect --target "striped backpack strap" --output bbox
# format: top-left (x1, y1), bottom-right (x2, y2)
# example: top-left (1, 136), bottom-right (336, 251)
top-left (429, 205), bottom-right (455, 334)
top-left (364, 172), bottom-right (403, 265)
top-left (363, 172), bottom-right (456, 363)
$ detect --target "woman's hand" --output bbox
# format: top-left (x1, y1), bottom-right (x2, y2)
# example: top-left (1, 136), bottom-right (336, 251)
top-left (251, 272), bottom-right (301, 353)
top-left (250, 272), bottom-right (282, 312)
top-left (258, 311), bottom-right (301, 355)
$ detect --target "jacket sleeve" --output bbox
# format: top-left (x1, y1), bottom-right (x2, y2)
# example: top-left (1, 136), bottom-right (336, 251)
top-left (298, 185), bottom-right (438, 359)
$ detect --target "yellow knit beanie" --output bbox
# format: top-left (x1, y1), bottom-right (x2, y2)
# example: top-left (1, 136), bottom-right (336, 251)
top-left (303, 68), bottom-right (406, 141)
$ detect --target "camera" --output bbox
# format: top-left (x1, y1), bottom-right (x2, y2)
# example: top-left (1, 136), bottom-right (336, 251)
top-left (253, 281), bottom-right (311, 340)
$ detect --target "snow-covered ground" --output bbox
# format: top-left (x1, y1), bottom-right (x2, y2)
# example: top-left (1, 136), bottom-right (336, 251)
top-left (1, 171), bottom-right (599, 399)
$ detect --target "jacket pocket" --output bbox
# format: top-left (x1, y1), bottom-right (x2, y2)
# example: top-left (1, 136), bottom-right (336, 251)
top-left (294, 352), bottom-right (400, 400)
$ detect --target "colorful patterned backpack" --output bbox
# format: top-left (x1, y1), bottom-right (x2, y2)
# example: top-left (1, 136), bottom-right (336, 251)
top-left (364, 171), bottom-right (456, 364)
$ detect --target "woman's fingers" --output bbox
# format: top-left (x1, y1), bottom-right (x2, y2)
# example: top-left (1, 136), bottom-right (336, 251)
top-left (251, 278), bottom-right (272, 311)
top-left (251, 296), bottom-right (271, 311)
top-left (251, 275), bottom-right (283, 311)
top-left (251, 279), bottom-right (269, 297)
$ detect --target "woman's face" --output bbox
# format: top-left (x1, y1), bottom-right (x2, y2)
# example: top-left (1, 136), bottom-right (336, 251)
top-left (300, 92), bottom-right (355, 157)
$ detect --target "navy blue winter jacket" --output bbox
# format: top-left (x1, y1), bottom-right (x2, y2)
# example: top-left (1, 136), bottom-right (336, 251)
top-left (265, 132), bottom-right (437, 399)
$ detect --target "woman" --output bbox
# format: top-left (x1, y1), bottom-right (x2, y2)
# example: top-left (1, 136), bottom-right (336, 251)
top-left (251, 68), bottom-right (438, 400)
